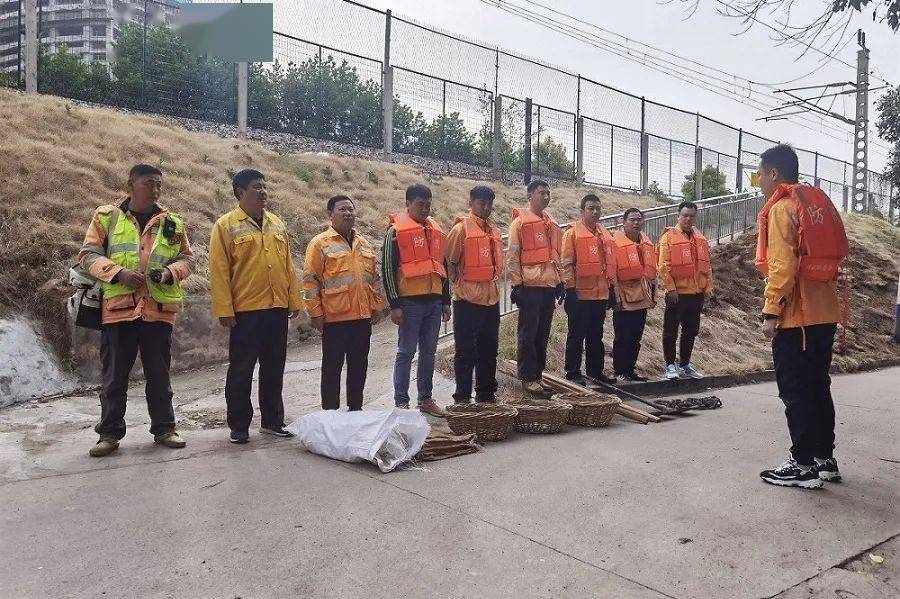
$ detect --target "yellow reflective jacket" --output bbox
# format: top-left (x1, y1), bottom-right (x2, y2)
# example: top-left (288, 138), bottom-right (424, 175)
top-left (302, 227), bottom-right (384, 323)
top-left (209, 207), bottom-right (302, 318)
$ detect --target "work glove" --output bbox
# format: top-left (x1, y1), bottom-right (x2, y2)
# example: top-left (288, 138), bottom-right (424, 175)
top-left (510, 284), bottom-right (523, 306)
top-left (607, 287), bottom-right (617, 310)
top-left (554, 283), bottom-right (566, 305)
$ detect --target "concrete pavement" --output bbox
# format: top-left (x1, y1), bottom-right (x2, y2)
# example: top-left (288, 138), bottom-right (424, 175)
top-left (1, 368), bottom-right (898, 598)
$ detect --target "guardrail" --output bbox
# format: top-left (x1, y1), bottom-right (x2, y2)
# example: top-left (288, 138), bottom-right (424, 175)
top-left (438, 190), bottom-right (765, 339)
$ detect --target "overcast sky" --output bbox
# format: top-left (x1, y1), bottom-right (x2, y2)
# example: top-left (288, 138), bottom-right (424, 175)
top-left (350, 0), bottom-right (898, 172)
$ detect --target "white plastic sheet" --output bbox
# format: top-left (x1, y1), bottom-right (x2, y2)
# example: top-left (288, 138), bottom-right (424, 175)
top-left (286, 409), bottom-right (430, 472)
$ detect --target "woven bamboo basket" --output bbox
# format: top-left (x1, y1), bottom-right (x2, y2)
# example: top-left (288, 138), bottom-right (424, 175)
top-left (552, 392), bottom-right (621, 428)
top-left (506, 398), bottom-right (572, 434)
top-left (444, 404), bottom-right (518, 442)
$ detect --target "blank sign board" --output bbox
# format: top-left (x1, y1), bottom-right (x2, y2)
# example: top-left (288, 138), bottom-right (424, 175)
top-left (172, 3), bottom-right (273, 62)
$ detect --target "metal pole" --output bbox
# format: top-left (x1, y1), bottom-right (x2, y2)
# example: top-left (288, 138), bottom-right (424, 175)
top-left (24, 0), bottom-right (36, 93)
top-left (576, 116), bottom-right (584, 185)
top-left (640, 97), bottom-right (647, 192)
top-left (694, 145), bottom-right (703, 202)
top-left (609, 125), bottom-right (614, 186)
top-left (237, 62), bottom-right (248, 138)
top-left (523, 98), bottom-right (532, 184)
top-left (493, 94), bottom-right (503, 176)
top-left (141, 0), bottom-right (148, 107)
top-left (441, 79), bottom-right (447, 160)
top-left (668, 139), bottom-right (673, 195)
top-left (535, 104), bottom-right (541, 175)
top-left (814, 152), bottom-right (820, 187)
top-left (575, 74), bottom-right (581, 182)
top-left (17, 0), bottom-right (22, 87)
top-left (494, 47), bottom-right (499, 98)
top-left (735, 128), bottom-right (743, 192)
top-left (382, 10), bottom-right (392, 156)
top-left (851, 29), bottom-right (870, 214)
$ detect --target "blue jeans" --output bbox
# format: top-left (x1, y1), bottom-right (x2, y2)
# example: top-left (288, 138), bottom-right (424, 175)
top-left (393, 299), bottom-right (443, 406)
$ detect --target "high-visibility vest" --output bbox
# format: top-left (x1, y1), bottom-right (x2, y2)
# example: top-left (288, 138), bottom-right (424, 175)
top-left (454, 215), bottom-right (504, 282)
top-left (572, 220), bottom-right (608, 278)
top-left (665, 226), bottom-right (710, 279)
top-left (614, 231), bottom-right (656, 282)
top-left (390, 213), bottom-right (447, 280)
top-left (756, 183), bottom-right (848, 282)
top-left (512, 208), bottom-right (560, 266)
top-left (97, 207), bottom-right (185, 306)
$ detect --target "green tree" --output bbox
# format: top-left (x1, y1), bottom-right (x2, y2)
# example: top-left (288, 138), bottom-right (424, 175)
top-left (415, 112), bottom-right (477, 163)
top-left (392, 102), bottom-right (427, 154)
top-left (248, 61), bottom-right (284, 131)
top-left (531, 135), bottom-right (575, 179)
top-left (38, 44), bottom-right (112, 102)
top-left (681, 165), bottom-right (730, 200)
top-left (875, 84), bottom-right (900, 193)
top-left (280, 55), bottom-right (382, 146)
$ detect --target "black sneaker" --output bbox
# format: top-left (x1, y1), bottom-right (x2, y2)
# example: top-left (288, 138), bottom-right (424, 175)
top-left (625, 372), bottom-right (649, 382)
top-left (260, 426), bottom-right (294, 438)
top-left (815, 457), bottom-right (841, 482)
top-left (229, 430), bottom-right (249, 444)
top-left (760, 458), bottom-right (823, 489)
top-left (565, 374), bottom-right (588, 386)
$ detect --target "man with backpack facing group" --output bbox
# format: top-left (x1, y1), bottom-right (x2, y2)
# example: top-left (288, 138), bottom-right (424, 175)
top-left (755, 144), bottom-right (848, 489)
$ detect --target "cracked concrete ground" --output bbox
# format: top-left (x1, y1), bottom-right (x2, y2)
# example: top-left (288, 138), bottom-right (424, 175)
top-left (0, 323), bottom-right (897, 598)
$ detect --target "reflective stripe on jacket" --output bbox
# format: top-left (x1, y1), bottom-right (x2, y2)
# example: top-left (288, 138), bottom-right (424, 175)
top-left (302, 227), bottom-right (384, 323)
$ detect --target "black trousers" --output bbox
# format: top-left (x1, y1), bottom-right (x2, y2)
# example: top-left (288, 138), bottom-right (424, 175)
top-left (96, 319), bottom-right (175, 440)
top-left (452, 300), bottom-right (500, 402)
top-left (613, 308), bottom-right (648, 376)
top-left (662, 293), bottom-right (704, 366)
top-left (563, 297), bottom-right (607, 379)
top-left (772, 323), bottom-right (837, 465)
top-left (516, 287), bottom-right (556, 382)
top-left (321, 318), bottom-right (372, 411)
top-left (225, 308), bottom-right (288, 433)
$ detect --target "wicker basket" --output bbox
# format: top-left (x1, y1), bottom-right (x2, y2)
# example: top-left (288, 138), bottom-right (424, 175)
top-left (444, 403), bottom-right (518, 442)
top-left (553, 392), bottom-right (621, 428)
top-left (506, 398), bottom-right (573, 434)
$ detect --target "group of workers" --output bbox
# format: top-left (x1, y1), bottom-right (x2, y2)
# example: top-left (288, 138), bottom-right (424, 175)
top-left (77, 144), bottom-right (847, 491)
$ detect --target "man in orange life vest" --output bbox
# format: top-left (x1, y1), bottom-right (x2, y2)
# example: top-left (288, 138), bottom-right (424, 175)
top-left (560, 194), bottom-right (617, 386)
top-left (382, 184), bottom-right (450, 417)
top-left (508, 179), bottom-right (564, 396)
top-left (755, 144), bottom-right (848, 489)
top-left (446, 186), bottom-right (503, 404)
top-left (657, 201), bottom-right (713, 381)
top-left (611, 207), bottom-right (657, 382)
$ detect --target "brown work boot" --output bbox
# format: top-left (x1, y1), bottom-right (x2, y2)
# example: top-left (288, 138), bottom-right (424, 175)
top-left (418, 399), bottom-right (446, 418)
top-left (523, 381), bottom-right (548, 397)
top-left (154, 431), bottom-right (186, 449)
top-left (89, 437), bottom-right (120, 457)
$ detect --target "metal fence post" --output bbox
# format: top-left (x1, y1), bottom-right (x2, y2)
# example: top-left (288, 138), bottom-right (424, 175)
top-left (24, 0), bottom-right (36, 93)
top-left (492, 94), bottom-right (503, 176)
top-left (814, 152), bottom-right (820, 187)
top-left (141, 0), bottom-right (148, 107)
top-left (382, 10), bottom-right (393, 155)
top-left (842, 185), bottom-right (849, 213)
top-left (535, 104), bottom-right (541, 175)
top-left (16, 0), bottom-right (22, 87)
top-left (640, 97), bottom-right (648, 193)
top-left (735, 128), bottom-right (743, 192)
top-left (576, 116), bottom-right (584, 185)
top-left (441, 79), bottom-right (447, 160)
top-left (694, 145), bottom-right (703, 202)
top-left (523, 97), bottom-right (532, 184)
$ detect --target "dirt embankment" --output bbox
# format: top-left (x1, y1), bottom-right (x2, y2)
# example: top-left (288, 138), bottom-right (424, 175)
top-left (0, 88), bottom-right (655, 363)
top-left (438, 214), bottom-right (899, 381)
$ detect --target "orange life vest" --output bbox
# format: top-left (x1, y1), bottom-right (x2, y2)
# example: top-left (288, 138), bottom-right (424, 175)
top-left (512, 208), bottom-right (561, 266)
top-left (572, 221), bottom-right (608, 279)
top-left (390, 213), bottom-right (447, 280)
top-left (614, 231), bottom-right (656, 282)
top-left (665, 226), bottom-right (710, 279)
top-left (454, 215), bottom-right (504, 282)
top-left (755, 183), bottom-right (848, 282)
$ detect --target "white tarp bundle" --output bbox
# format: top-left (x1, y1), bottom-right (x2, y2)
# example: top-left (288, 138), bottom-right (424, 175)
top-left (286, 409), bottom-right (430, 472)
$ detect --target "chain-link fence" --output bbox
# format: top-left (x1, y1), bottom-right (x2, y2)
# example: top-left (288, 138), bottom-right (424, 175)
top-left (2, 0), bottom-right (896, 219)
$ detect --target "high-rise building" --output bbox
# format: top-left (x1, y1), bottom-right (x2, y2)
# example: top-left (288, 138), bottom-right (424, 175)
top-left (0, 0), bottom-right (185, 77)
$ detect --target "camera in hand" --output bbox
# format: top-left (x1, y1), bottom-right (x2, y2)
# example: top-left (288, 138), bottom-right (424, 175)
top-left (149, 269), bottom-right (166, 284)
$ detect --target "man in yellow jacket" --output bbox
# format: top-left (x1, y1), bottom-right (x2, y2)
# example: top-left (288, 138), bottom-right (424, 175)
top-left (508, 179), bottom-right (563, 396)
top-left (209, 169), bottom-right (302, 444)
top-left (756, 144), bottom-right (845, 489)
top-left (77, 164), bottom-right (194, 457)
top-left (657, 201), bottom-right (713, 381)
top-left (303, 195), bottom-right (384, 411)
top-left (560, 194), bottom-right (617, 386)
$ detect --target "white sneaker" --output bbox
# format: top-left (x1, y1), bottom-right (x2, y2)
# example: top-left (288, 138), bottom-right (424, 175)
top-left (680, 363), bottom-right (705, 379)
top-left (665, 364), bottom-right (679, 380)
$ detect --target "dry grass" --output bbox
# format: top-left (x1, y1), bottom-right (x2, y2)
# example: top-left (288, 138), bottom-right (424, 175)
top-left (458, 213), bottom-right (899, 380)
top-left (0, 88), bottom-right (656, 360)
